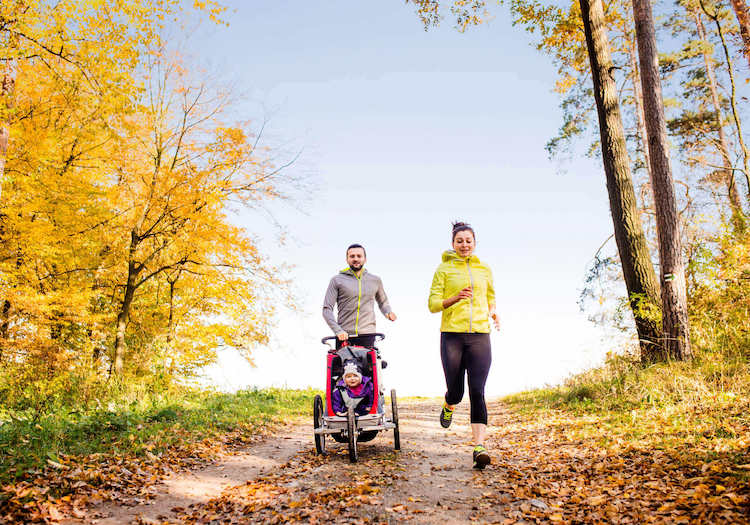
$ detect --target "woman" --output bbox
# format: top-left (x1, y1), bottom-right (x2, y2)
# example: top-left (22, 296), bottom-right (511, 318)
top-left (428, 221), bottom-right (500, 469)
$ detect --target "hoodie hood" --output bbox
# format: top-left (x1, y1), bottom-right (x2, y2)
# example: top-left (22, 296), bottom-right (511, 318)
top-left (442, 250), bottom-right (480, 264)
top-left (340, 267), bottom-right (367, 277)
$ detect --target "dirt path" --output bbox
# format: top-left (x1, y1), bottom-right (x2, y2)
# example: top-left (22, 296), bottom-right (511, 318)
top-left (61, 397), bottom-right (750, 524)
top-left (67, 398), bottom-right (512, 524)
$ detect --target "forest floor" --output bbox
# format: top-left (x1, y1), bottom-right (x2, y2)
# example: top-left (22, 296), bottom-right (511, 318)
top-left (52, 397), bottom-right (749, 524)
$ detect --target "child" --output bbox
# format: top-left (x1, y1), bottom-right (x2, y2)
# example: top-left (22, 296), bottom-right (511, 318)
top-left (331, 361), bottom-right (374, 416)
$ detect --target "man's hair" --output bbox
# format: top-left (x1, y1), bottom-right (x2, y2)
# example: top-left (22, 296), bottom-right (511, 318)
top-left (346, 243), bottom-right (366, 256)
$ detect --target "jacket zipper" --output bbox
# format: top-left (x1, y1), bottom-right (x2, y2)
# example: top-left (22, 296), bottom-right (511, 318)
top-left (466, 259), bottom-right (474, 333)
top-left (354, 273), bottom-right (362, 336)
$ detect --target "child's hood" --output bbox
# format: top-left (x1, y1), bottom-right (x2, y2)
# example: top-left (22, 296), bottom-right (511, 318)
top-left (335, 375), bottom-right (372, 390)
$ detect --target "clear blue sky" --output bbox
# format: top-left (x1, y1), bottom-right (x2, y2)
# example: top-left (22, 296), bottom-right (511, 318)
top-left (194, 1), bottom-right (628, 396)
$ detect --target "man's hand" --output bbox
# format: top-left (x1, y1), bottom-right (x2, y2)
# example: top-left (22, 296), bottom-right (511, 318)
top-left (337, 332), bottom-right (349, 341)
top-left (386, 312), bottom-right (397, 321)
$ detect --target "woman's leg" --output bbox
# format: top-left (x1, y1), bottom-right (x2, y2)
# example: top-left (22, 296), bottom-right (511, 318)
top-left (440, 332), bottom-right (465, 408)
top-left (471, 423), bottom-right (487, 445)
top-left (465, 333), bottom-right (492, 439)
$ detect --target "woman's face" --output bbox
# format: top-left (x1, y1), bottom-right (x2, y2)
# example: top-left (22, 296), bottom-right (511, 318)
top-left (453, 230), bottom-right (475, 258)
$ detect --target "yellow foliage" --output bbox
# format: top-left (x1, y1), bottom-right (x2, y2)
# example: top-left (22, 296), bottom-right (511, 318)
top-left (0, 1), bottom-right (292, 395)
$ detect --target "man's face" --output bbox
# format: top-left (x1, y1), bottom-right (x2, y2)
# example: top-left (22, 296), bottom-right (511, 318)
top-left (347, 248), bottom-right (366, 271)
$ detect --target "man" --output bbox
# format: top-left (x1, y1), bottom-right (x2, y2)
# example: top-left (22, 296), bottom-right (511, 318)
top-left (323, 243), bottom-right (396, 349)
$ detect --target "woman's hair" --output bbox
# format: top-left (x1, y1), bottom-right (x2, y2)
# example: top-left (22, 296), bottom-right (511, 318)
top-left (452, 221), bottom-right (475, 242)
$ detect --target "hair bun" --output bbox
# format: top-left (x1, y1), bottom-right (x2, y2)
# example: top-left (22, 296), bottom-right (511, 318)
top-left (452, 221), bottom-right (469, 231)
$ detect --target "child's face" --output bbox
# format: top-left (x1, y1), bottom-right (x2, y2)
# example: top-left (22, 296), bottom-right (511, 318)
top-left (344, 373), bottom-right (361, 387)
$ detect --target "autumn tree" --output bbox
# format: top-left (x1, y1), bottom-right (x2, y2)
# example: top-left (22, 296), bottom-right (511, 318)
top-left (0, 1), bottom-right (294, 399)
top-left (408, 0), bottom-right (666, 359)
top-left (663, 0), bottom-right (747, 231)
top-left (0, 0), bottom-right (226, 193)
top-left (632, 0), bottom-right (693, 359)
top-left (727, 0), bottom-right (750, 68)
top-left (108, 54), bottom-right (290, 377)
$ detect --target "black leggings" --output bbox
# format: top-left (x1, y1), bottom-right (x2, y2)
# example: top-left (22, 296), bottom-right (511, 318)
top-left (440, 332), bottom-right (492, 424)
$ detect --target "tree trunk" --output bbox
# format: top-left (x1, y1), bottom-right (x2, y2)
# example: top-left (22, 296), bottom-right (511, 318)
top-left (112, 261), bottom-right (137, 377)
top-left (0, 299), bottom-right (9, 362)
top-left (694, 11), bottom-right (745, 228)
top-left (111, 228), bottom-right (143, 377)
top-left (702, 1), bottom-right (750, 204)
top-left (728, 0), bottom-right (750, 70)
top-left (167, 278), bottom-right (176, 345)
top-left (632, 0), bottom-right (692, 359)
top-left (0, 60), bottom-right (15, 201)
top-left (628, 37), bottom-right (651, 182)
top-left (579, 0), bottom-right (665, 361)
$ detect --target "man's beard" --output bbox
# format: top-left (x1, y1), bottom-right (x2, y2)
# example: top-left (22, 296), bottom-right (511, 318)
top-left (349, 263), bottom-right (363, 272)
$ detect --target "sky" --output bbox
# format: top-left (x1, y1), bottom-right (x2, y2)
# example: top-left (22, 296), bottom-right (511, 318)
top-left (195, 0), bottom-right (633, 397)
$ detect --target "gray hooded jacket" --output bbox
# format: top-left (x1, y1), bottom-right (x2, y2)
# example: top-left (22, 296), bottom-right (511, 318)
top-left (322, 268), bottom-right (393, 335)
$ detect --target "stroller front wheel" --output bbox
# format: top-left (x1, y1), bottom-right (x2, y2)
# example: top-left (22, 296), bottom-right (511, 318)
top-left (313, 395), bottom-right (326, 455)
top-left (391, 389), bottom-right (400, 451)
top-left (347, 407), bottom-right (358, 463)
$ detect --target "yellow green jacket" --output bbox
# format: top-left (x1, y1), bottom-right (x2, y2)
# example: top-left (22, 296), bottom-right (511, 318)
top-left (428, 250), bottom-right (495, 333)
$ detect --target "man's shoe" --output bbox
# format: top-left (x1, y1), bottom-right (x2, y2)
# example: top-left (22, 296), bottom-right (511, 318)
top-left (473, 445), bottom-right (491, 469)
top-left (439, 404), bottom-right (454, 428)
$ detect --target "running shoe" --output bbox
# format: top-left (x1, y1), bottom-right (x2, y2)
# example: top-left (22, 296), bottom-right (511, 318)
top-left (473, 445), bottom-right (491, 469)
top-left (439, 404), bottom-right (454, 428)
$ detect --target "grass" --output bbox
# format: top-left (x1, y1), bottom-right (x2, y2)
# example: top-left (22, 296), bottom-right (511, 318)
top-left (503, 347), bottom-right (750, 478)
top-left (0, 387), bottom-right (318, 485)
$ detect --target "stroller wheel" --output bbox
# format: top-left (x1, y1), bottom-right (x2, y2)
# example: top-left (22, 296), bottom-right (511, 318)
top-left (391, 389), bottom-right (400, 451)
top-left (347, 407), bottom-right (358, 463)
top-left (313, 395), bottom-right (326, 455)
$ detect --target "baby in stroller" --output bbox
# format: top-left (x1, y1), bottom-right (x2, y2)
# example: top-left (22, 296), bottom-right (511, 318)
top-left (331, 361), bottom-right (374, 416)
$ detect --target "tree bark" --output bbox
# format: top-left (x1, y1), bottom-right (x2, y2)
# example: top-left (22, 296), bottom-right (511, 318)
top-left (694, 11), bottom-right (745, 228)
top-left (628, 37), bottom-right (651, 181)
top-left (728, 0), bottom-right (750, 70)
top-left (112, 260), bottom-right (138, 377)
top-left (579, 0), bottom-right (665, 361)
top-left (0, 60), bottom-right (15, 202)
top-left (111, 229), bottom-right (142, 377)
top-left (632, 0), bottom-right (692, 359)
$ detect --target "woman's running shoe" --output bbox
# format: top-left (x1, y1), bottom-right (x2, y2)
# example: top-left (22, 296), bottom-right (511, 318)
top-left (473, 445), bottom-right (491, 469)
top-left (439, 404), bottom-right (454, 428)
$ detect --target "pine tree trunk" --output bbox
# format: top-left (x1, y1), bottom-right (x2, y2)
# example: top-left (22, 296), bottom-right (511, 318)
top-left (628, 36), bottom-right (652, 183)
top-left (694, 11), bottom-right (745, 228)
top-left (704, 3), bottom-right (750, 204)
top-left (729, 0), bottom-right (750, 70)
top-left (579, 0), bottom-right (664, 361)
top-left (632, 0), bottom-right (692, 360)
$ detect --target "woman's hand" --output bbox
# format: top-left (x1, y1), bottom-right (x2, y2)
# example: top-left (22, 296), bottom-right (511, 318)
top-left (490, 310), bottom-right (500, 331)
top-left (443, 286), bottom-right (473, 309)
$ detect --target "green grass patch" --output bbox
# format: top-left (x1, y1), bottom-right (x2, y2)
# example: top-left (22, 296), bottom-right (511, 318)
top-left (0, 387), bottom-right (318, 485)
top-left (503, 348), bottom-right (750, 477)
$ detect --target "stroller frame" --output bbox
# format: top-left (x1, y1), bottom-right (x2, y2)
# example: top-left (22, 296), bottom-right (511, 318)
top-left (313, 333), bottom-right (400, 462)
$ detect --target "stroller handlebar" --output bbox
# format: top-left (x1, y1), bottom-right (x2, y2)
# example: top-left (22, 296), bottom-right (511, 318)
top-left (320, 333), bottom-right (385, 346)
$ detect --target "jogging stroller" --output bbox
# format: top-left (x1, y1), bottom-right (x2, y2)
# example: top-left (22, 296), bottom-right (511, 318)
top-left (313, 333), bottom-right (400, 462)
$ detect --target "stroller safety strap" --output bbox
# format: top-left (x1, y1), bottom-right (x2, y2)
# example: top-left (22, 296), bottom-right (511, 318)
top-left (338, 388), bottom-right (363, 409)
